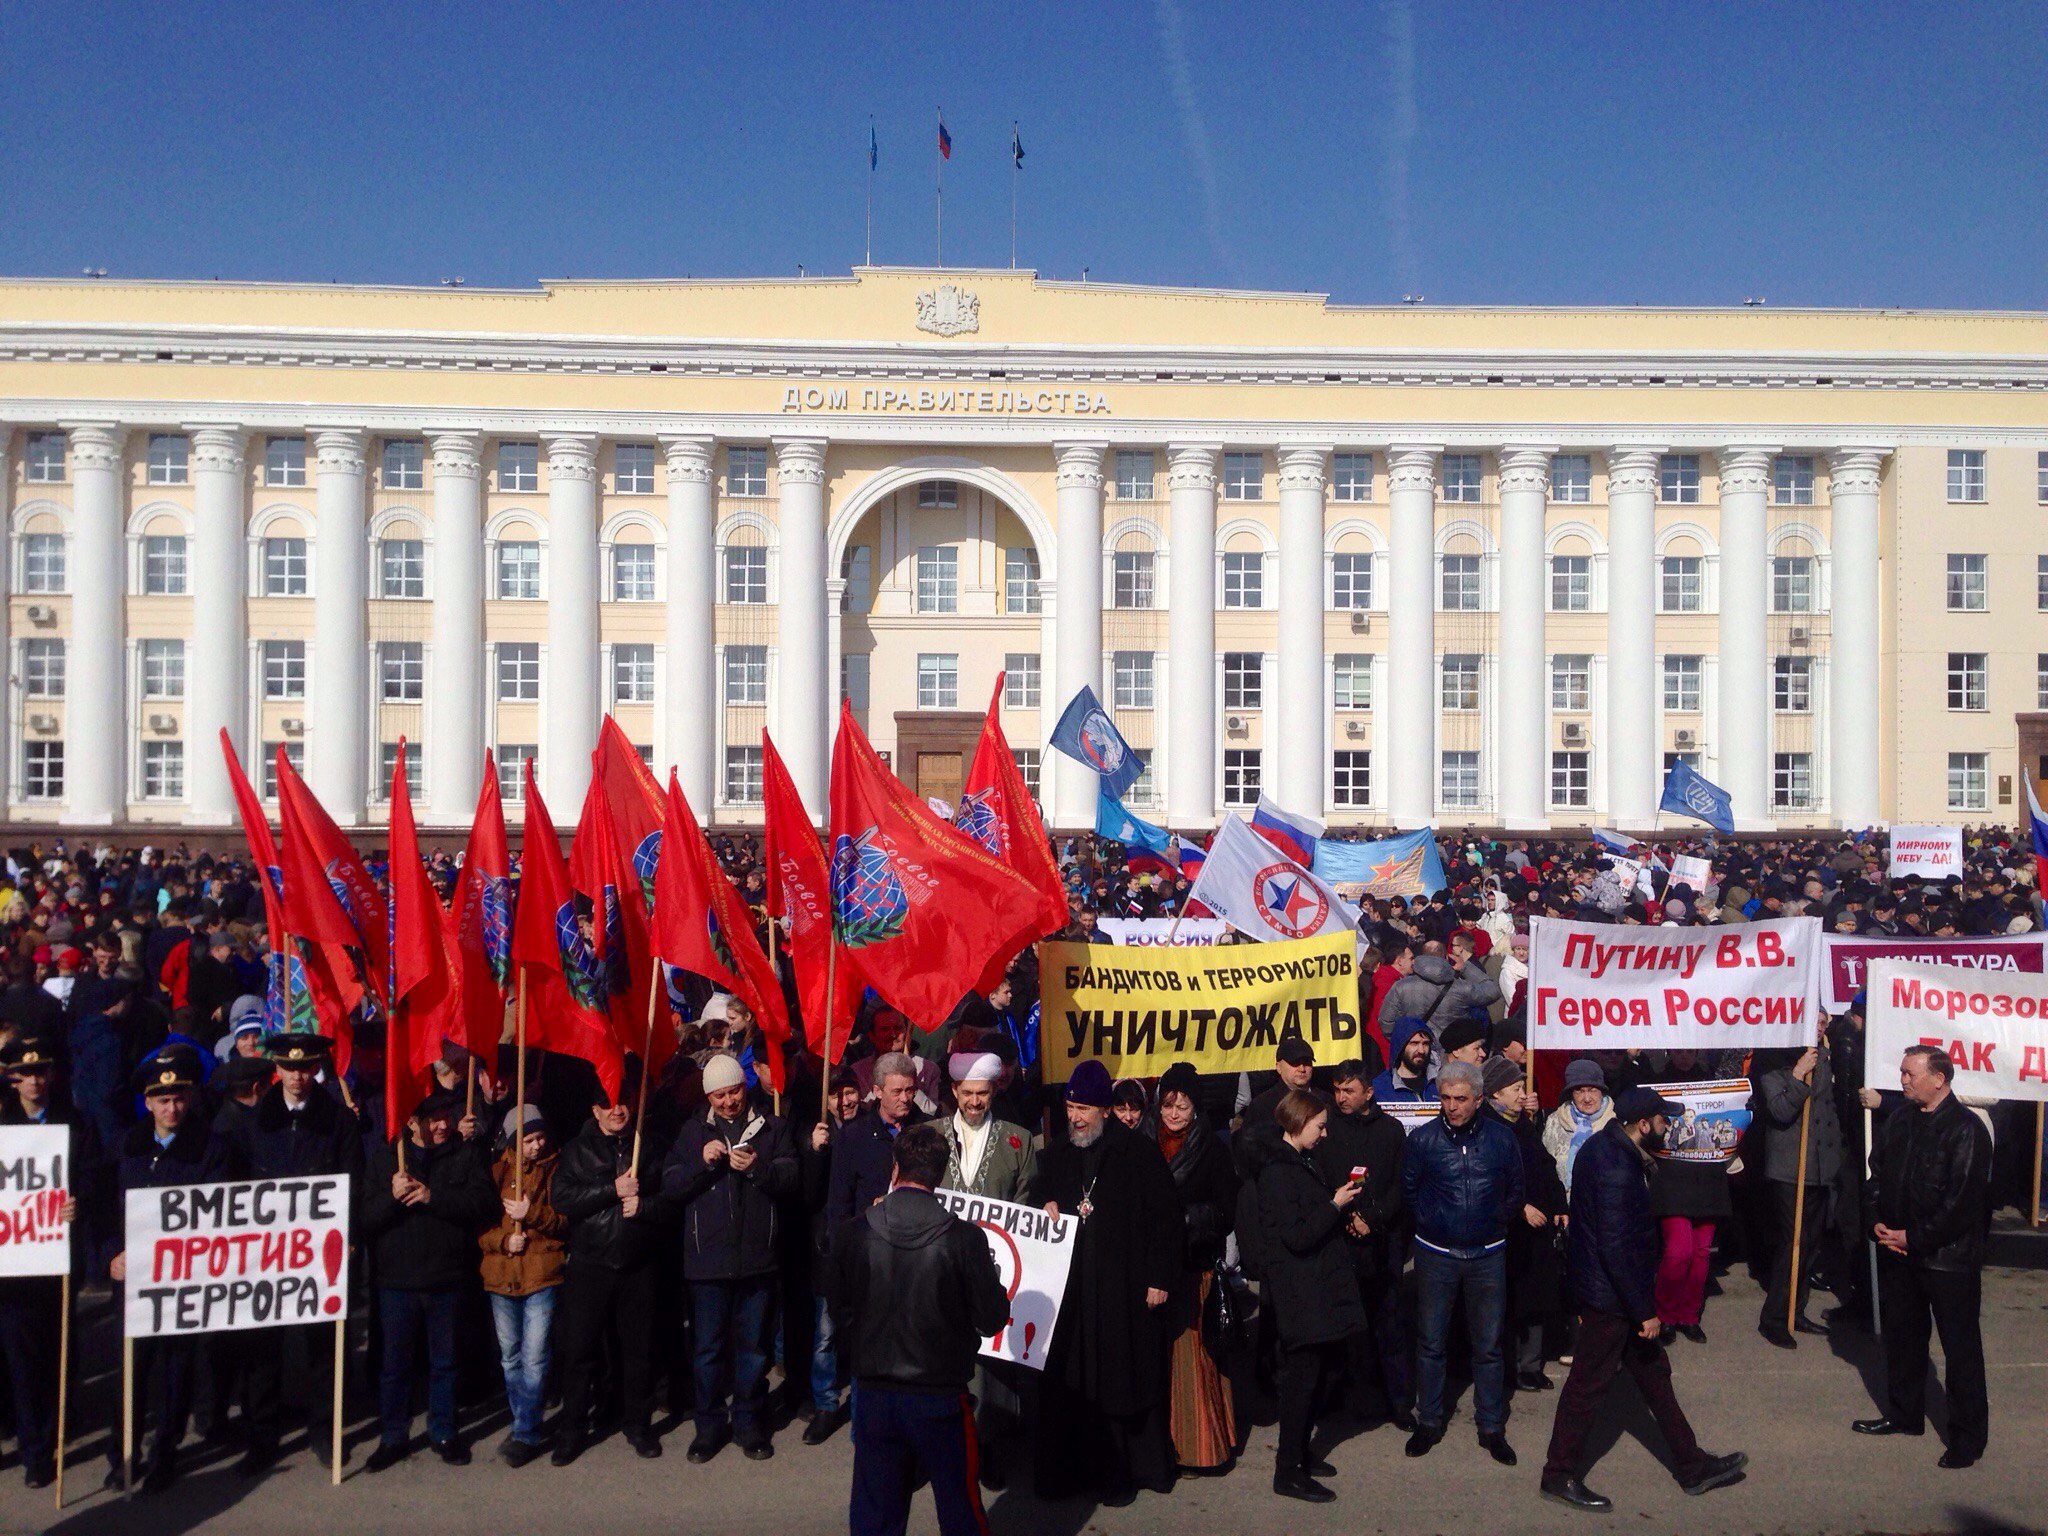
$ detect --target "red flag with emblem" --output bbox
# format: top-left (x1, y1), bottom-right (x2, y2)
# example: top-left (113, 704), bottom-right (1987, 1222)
top-left (387, 740), bottom-right (457, 1138)
top-left (826, 701), bottom-right (1042, 1030)
top-left (960, 673), bottom-right (1069, 991)
top-left (568, 762), bottom-right (645, 1048)
top-left (272, 748), bottom-right (386, 1073)
top-left (762, 730), bottom-right (848, 1059)
top-left (448, 755), bottom-right (513, 1062)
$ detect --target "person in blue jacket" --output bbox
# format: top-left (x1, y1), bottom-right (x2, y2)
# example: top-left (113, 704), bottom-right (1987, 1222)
top-left (1371, 1018), bottom-right (1439, 1104)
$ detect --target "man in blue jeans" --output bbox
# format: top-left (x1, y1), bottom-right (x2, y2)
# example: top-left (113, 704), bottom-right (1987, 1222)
top-left (1398, 1059), bottom-right (1524, 1466)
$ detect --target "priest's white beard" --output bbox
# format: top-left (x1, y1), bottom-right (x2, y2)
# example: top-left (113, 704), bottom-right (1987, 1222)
top-left (1068, 1119), bottom-right (1105, 1148)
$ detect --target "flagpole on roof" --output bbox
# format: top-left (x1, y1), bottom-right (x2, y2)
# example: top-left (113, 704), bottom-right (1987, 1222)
top-left (935, 107), bottom-right (944, 267)
top-left (865, 115), bottom-right (876, 267)
top-left (1010, 121), bottom-right (1020, 269)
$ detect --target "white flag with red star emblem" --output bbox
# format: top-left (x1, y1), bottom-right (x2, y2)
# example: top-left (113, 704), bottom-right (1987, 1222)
top-left (1187, 815), bottom-right (1358, 943)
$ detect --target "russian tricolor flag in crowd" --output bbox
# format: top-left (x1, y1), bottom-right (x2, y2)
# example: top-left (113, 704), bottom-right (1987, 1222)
top-left (1251, 794), bottom-right (1322, 866)
top-left (2025, 775), bottom-right (2048, 896)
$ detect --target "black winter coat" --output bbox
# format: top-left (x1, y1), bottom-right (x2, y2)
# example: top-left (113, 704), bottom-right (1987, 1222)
top-left (1257, 1143), bottom-right (1365, 1347)
top-left (1159, 1116), bottom-right (1236, 1274)
top-left (829, 1186), bottom-right (1009, 1394)
top-left (232, 1085), bottom-right (364, 1183)
top-left (1494, 1105), bottom-right (1566, 1319)
top-left (361, 1135), bottom-right (496, 1291)
top-left (553, 1118), bottom-right (667, 1272)
top-left (1864, 1092), bottom-right (1992, 1272)
top-left (1564, 1121), bottom-right (1660, 1322)
top-left (116, 1117), bottom-right (235, 1203)
top-left (663, 1107), bottom-right (799, 1282)
top-left (823, 1108), bottom-right (925, 1240)
top-left (1310, 1101), bottom-right (1407, 1279)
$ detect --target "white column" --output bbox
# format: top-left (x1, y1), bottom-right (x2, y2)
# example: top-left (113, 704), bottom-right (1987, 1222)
top-left (1386, 445), bottom-right (1439, 826)
top-left (185, 425), bottom-right (247, 825)
top-left (1716, 446), bottom-right (1776, 829)
top-left (773, 438), bottom-right (830, 819)
top-left (308, 428), bottom-right (369, 824)
top-left (1496, 446), bottom-right (1553, 830)
top-left (1166, 444), bottom-right (1220, 827)
top-left (661, 435), bottom-right (717, 809)
top-left (63, 425), bottom-right (126, 824)
top-left (1051, 442), bottom-right (1107, 828)
top-left (1275, 446), bottom-right (1331, 816)
top-left (1829, 448), bottom-right (1887, 826)
top-left (543, 433), bottom-right (600, 812)
top-left (425, 431), bottom-right (484, 823)
top-left (1605, 446), bottom-right (1664, 828)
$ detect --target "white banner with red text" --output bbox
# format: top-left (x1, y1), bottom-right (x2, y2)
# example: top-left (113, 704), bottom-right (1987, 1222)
top-left (0, 1126), bottom-right (71, 1278)
top-left (124, 1175), bottom-right (351, 1337)
top-left (1887, 825), bottom-right (1964, 881)
top-left (1820, 932), bottom-right (2048, 1013)
top-left (1528, 916), bottom-right (1822, 1051)
top-left (1864, 958), bottom-right (2048, 1100)
top-left (931, 1189), bottom-right (1075, 1371)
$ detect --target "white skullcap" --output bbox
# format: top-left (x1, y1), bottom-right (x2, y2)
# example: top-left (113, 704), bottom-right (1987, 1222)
top-left (949, 1051), bottom-right (1003, 1084)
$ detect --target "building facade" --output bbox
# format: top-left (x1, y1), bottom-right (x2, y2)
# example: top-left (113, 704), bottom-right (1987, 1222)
top-left (0, 267), bottom-right (2042, 834)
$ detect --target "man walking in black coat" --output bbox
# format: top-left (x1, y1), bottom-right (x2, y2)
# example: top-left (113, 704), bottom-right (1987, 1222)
top-left (831, 1122), bottom-right (1008, 1536)
top-left (1541, 1087), bottom-right (1748, 1511)
top-left (1852, 1043), bottom-right (1993, 1468)
top-left (1309, 1058), bottom-right (1412, 1428)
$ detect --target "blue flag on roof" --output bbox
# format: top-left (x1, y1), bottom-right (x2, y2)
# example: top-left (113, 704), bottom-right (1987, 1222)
top-left (1049, 686), bottom-right (1143, 801)
top-left (1659, 757), bottom-right (1736, 834)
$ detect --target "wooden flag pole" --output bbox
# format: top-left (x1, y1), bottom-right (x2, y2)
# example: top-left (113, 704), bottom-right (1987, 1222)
top-left (630, 976), bottom-right (659, 1178)
top-left (121, 1335), bottom-right (134, 1500)
top-left (330, 1318), bottom-right (346, 1486)
top-left (2033, 1101), bottom-right (2045, 1230)
top-left (52, 1273), bottom-right (69, 1510)
top-left (465, 1054), bottom-right (476, 1122)
top-left (821, 939), bottom-right (839, 1127)
top-left (513, 974), bottom-right (529, 1203)
top-left (1786, 1095), bottom-right (1812, 1334)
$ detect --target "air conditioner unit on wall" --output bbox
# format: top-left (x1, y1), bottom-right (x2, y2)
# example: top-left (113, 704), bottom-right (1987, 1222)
top-left (1225, 715), bottom-right (1247, 734)
top-left (1562, 721), bottom-right (1586, 745)
top-left (23, 605), bottom-right (53, 624)
top-left (280, 717), bottom-right (305, 735)
top-left (1349, 610), bottom-right (1371, 633)
top-left (146, 714), bottom-right (177, 734)
top-left (1675, 728), bottom-right (1697, 748)
top-left (1788, 626), bottom-right (1811, 648)
top-left (1346, 720), bottom-right (1367, 739)
top-left (27, 714), bottom-right (56, 734)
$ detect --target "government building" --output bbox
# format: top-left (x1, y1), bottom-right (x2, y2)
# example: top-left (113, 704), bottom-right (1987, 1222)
top-left (0, 267), bottom-right (2041, 836)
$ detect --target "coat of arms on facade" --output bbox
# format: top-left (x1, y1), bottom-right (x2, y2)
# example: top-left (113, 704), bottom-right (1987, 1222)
top-left (915, 284), bottom-right (980, 336)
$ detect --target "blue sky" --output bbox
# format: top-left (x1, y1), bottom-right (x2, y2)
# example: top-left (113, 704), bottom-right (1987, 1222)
top-left (5, 0), bottom-right (2043, 307)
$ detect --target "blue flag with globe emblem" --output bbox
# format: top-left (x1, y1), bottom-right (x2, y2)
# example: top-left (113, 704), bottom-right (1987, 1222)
top-left (1049, 685), bottom-right (1144, 802)
top-left (1659, 757), bottom-right (1736, 835)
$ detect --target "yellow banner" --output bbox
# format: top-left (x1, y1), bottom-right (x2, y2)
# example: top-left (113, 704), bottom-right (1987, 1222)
top-left (1037, 933), bottom-right (1363, 1083)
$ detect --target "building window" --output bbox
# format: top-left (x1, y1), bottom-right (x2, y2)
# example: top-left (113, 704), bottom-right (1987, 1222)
top-left (145, 434), bottom-right (188, 485)
top-left (724, 645), bottom-right (767, 706)
top-left (613, 443), bottom-right (655, 494)
top-left (23, 433), bottom-right (65, 483)
top-left (1112, 651), bottom-right (1154, 710)
top-left (264, 435), bottom-right (306, 487)
top-left (1441, 454), bottom-right (1482, 504)
top-left (377, 742), bottom-right (423, 801)
top-left (611, 643), bottom-right (654, 705)
top-left (1222, 652), bottom-right (1263, 710)
top-left (726, 446), bottom-right (768, 497)
top-left (261, 640), bottom-right (306, 699)
top-left (840, 652), bottom-right (870, 711)
top-left (1112, 550), bottom-right (1155, 609)
top-left (1222, 748), bottom-right (1261, 807)
top-left (495, 541), bottom-right (540, 600)
top-left (1004, 547), bottom-right (1041, 613)
top-left (380, 641), bottom-right (424, 702)
top-left (724, 746), bottom-right (763, 805)
top-left (1003, 654), bottom-right (1040, 709)
top-left (1947, 651), bottom-right (1988, 712)
top-left (916, 545), bottom-right (959, 613)
top-left (1440, 553), bottom-right (1481, 611)
top-left (1773, 655), bottom-right (1812, 713)
top-left (1665, 751), bottom-right (1702, 778)
top-left (496, 441), bottom-right (539, 493)
top-left (2039, 654), bottom-right (2048, 711)
top-left (381, 440), bottom-right (424, 490)
top-left (1551, 455), bottom-right (1590, 502)
top-left (1013, 748), bottom-right (1041, 801)
top-left (1659, 454), bottom-right (1700, 504)
top-left (1127, 750), bottom-right (1157, 806)
top-left (1551, 751), bottom-right (1590, 808)
top-left (495, 745), bottom-right (535, 801)
top-left (496, 643), bottom-right (540, 702)
top-left (1221, 452), bottom-right (1263, 500)
top-left (1659, 555), bottom-right (1702, 612)
top-left (723, 546), bottom-right (767, 604)
top-left (1332, 552), bottom-right (1374, 610)
top-left (1947, 752), bottom-right (1988, 811)
top-left (2039, 451), bottom-right (2048, 505)
top-left (1441, 751), bottom-right (1480, 809)
top-left (141, 638), bottom-right (184, 699)
top-left (262, 537), bottom-right (309, 597)
top-left (1773, 455), bottom-right (1815, 506)
top-left (379, 538), bottom-right (425, 599)
top-left (1441, 655), bottom-right (1480, 711)
top-left (1773, 752), bottom-right (1815, 810)
top-left (611, 543), bottom-right (656, 602)
top-left (22, 639), bottom-right (63, 698)
top-left (1331, 453), bottom-right (1372, 502)
top-left (1114, 451), bottom-right (1155, 499)
top-left (916, 480), bottom-right (958, 509)
top-left (1552, 654), bottom-right (1591, 712)
top-left (21, 533), bottom-right (64, 594)
top-left (1333, 750), bottom-right (1371, 806)
top-left (916, 653), bottom-right (958, 709)
top-left (1663, 654), bottom-right (1702, 712)
top-left (1221, 550), bottom-right (1264, 609)
top-left (22, 741), bottom-right (63, 801)
top-left (1770, 555), bottom-right (1814, 613)
top-left (255, 741), bottom-right (302, 799)
top-left (842, 546), bottom-right (872, 613)
top-left (1947, 449), bottom-right (1985, 503)
top-left (1550, 555), bottom-right (1590, 612)
top-left (142, 533), bottom-right (188, 596)
top-left (1946, 553), bottom-right (1987, 612)
top-left (1333, 653), bottom-right (1372, 710)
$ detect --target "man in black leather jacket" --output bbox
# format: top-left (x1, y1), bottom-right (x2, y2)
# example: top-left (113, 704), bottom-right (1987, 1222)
top-left (1853, 1044), bottom-right (1993, 1469)
top-left (830, 1123), bottom-right (1008, 1536)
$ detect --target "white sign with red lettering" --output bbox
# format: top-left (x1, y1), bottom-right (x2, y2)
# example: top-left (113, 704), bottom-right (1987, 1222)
top-left (1865, 958), bottom-right (2048, 1100)
top-left (1887, 826), bottom-right (1964, 881)
top-left (1528, 916), bottom-right (1822, 1051)
top-left (931, 1188), bottom-right (1075, 1372)
top-left (0, 1126), bottom-right (71, 1278)
top-left (124, 1175), bottom-right (351, 1338)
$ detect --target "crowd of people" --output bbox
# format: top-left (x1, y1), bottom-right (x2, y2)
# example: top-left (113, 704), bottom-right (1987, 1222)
top-left (0, 823), bottom-right (2026, 1526)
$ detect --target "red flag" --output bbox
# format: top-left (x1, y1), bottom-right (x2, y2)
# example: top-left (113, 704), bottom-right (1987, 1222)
top-left (387, 740), bottom-right (459, 1138)
top-left (959, 673), bottom-right (1069, 991)
top-left (221, 734), bottom-right (311, 1037)
top-left (568, 761), bottom-right (643, 1048)
top-left (763, 730), bottom-right (848, 1060)
top-left (449, 755), bottom-right (514, 1061)
top-left (827, 701), bottom-right (1042, 1030)
top-left (509, 763), bottom-right (623, 1102)
top-left (653, 770), bottom-right (791, 1090)
top-left (273, 748), bottom-right (385, 1074)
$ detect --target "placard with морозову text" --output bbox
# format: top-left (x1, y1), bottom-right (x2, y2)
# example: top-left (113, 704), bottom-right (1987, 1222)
top-left (1865, 957), bottom-right (2048, 1099)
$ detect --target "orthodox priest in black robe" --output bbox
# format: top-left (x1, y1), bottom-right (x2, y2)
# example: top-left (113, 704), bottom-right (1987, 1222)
top-left (1033, 1060), bottom-right (1186, 1505)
